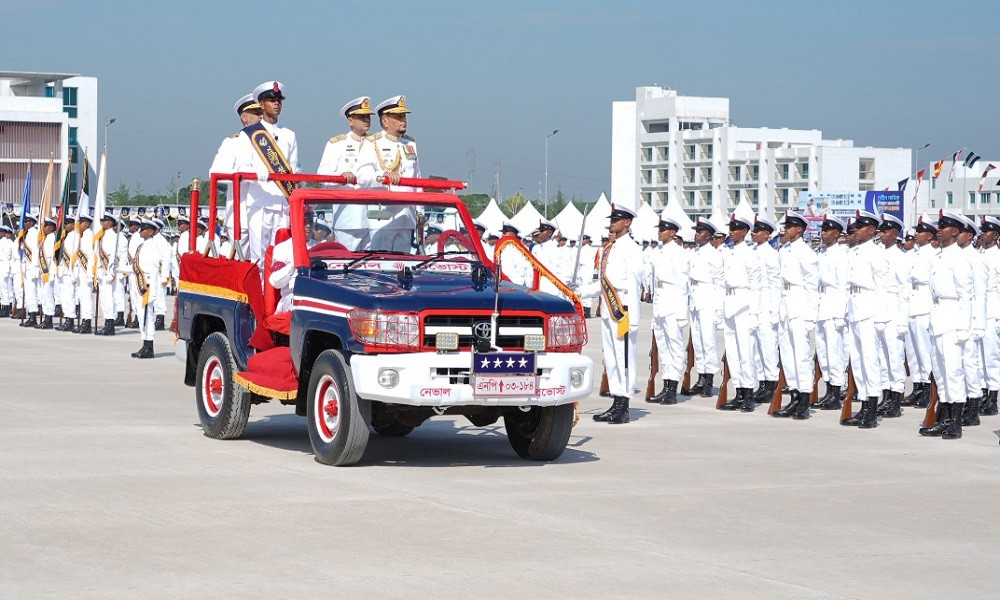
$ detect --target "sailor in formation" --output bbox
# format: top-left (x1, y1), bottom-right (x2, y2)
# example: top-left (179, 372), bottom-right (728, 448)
top-left (901, 216), bottom-right (937, 408)
top-left (683, 216), bottom-right (723, 397)
top-left (0, 225), bottom-right (14, 317)
top-left (717, 214), bottom-right (761, 412)
top-left (645, 215), bottom-right (688, 406)
top-left (750, 215), bottom-right (781, 403)
top-left (812, 214), bottom-right (849, 410)
top-left (94, 212), bottom-right (128, 336)
top-left (130, 220), bottom-right (163, 359)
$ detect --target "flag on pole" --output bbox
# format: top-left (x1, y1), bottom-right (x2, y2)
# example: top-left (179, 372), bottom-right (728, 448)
top-left (912, 169), bottom-right (927, 204)
top-left (963, 151), bottom-right (981, 170)
top-left (932, 159), bottom-right (945, 179)
top-left (948, 149), bottom-right (964, 182)
top-left (36, 157), bottom-right (55, 283)
top-left (897, 178), bottom-right (909, 192)
top-left (76, 154), bottom-right (91, 226)
top-left (16, 164), bottom-right (33, 260)
top-left (978, 164), bottom-right (996, 192)
top-left (92, 149), bottom-right (107, 233)
top-left (53, 161), bottom-right (72, 266)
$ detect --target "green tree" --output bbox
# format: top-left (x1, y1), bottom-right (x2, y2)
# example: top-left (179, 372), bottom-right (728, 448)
top-left (458, 193), bottom-right (490, 217)
top-left (107, 182), bottom-right (131, 205)
top-left (501, 191), bottom-right (527, 216)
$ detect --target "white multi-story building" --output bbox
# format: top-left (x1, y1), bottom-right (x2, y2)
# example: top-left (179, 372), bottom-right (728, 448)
top-left (612, 86), bottom-right (912, 219)
top-left (913, 161), bottom-right (1000, 223)
top-left (0, 71), bottom-right (97, 209)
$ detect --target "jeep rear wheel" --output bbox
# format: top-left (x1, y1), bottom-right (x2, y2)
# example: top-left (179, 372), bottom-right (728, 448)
top-left (195, 332), bottom-right (251, 439)
top-left (306, 350), bottom-right (370, 466)
top-left (503, 404), bottom-right (574, 461)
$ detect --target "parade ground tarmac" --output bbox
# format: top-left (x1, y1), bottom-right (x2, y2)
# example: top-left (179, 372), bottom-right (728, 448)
top-left (2, 312), bottom-right (999, 600)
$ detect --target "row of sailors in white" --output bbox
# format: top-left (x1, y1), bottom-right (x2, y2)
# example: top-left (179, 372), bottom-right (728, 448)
top-left (638, 204), bottom-right (1000, 437)
top-left (209, 86), bottom-right (422, 262)
top-left (0, 212), bottom-right (206, 337)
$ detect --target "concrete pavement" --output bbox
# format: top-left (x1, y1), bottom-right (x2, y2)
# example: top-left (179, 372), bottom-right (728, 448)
top-left (1, 311), bottom-right (999, 599)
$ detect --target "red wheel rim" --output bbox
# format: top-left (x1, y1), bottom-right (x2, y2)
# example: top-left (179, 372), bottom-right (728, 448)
top-left (202, 357), bottom-right (224, 417)
top-left (315, 374), bottom-right (340, 443)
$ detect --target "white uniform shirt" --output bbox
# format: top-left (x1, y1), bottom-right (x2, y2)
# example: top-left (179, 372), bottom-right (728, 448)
top-left (232, 120), bottom-right (300, 208)
top-left (581, 233), bottom-right (645, 327)
top-left (649, 240), bottom-right (690, 318)
top-left (964, 244), bottom-right (988, 335)
top-left (778, 238), bottom-right (819, 321)
top-left (688, 243), bottom-right (723, 315)
top-left (982, 245), bottom-right (1000, 321)
top-left (880, 244), bottom-right (909, 330)
top-left (846, 239), bottom-right (887, 323)
top-left (0, 236), bottom-right (14, 279)
top-left (317, 132), bottom-right (380, 231)
top-left (929, 243), bottom-right (973, 337)
top-left (816, 242), bottom-right (848, 322)
top-left (21, 226), bottom-right (40, 275)
top-left (722, 240), bottom-right (761, 320)
top-left (58, 229), bottom-right (79, 277)
top-left (908, 243), bottom-right (937, 317)
top-left (95, 229), bottom-right (128, 282)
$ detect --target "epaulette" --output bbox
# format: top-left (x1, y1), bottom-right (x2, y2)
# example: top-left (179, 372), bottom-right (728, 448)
top-left (329, 133), bottom-right (347, 143)
top-left (401, 134), bottom-right (416, 142)
top-left (228, 132), bottom-right (241, 139)
top-left (366, 133), bottom-right (382, 141)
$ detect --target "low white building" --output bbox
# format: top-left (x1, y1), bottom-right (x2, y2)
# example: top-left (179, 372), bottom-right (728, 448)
top-left (0, 71), bottom-right (97, 209)
top-left (612, 86), bottom-right (912, 219)
top-left (912, 161), bottom-right (1000, 224)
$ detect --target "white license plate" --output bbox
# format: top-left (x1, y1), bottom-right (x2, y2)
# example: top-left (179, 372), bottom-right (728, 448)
top-left (473, 375), bottom-right (537, 397)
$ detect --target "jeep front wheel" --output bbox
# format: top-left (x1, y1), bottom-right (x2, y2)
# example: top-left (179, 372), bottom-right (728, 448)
top-left (195, 332), bottom-right (251, 439)
top-left (503, 404), bottom-right (574, 461)
top-left (306, 350), bottom-right (371, 466)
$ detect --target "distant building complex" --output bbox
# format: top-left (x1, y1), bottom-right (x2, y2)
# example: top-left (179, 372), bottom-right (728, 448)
top-left (0, 71), bottom-right (97, 206)
top-left (611, 86), bottom-right (912, 220)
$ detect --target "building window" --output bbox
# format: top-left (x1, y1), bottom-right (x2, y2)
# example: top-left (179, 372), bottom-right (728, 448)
top-left (684, 145), bottom-right (696, 160)
top-left (62, 87), bottom-right (78, 118)
top-left (859, 158), bottom-right (875, 181)
top-left (657, 169), bottom-right (668, 184)
top-left (686, 191), bottom-right (695, 206)
top-left (731, 165), bottom-right (741, 181)
top-left (646, 121), bottom-right (670, 133)
top-left (640, 147), bottom-right (652, 162)
top-left (641, 170), bottom-right (652, 184)
top-left (642, 192), bottom-right (652, 204)
top-left (930, 197), bottom-right (936, 208)
top-left (859, 183), bottom-right (874, 191)
top-left (679, 121), bottom-right (703, 131)
top-left (657, 146), bottom-right (669, 161)
top-left (751, 189), bottom-right (759, 205)
top-left (970, 192), bottom-right (976, 206)
top-left (702, 144), bottom-right (713, 159)
top-left (45, 85), bottom-right (56, 98)
top-left (69, 172), bottom-right (78, 193)
top-left (799, 163), bottom-right (809, 179)
top-left (684, 168), bottom-right (695, 183)
top-left (778, 164), bottom-right (789, 180)
top-left (701, 167), bottom-right (712, 183)
top-left (982, 192), bottom-right (990, 205)
top-left (947, 192), bottom-right (953, 205)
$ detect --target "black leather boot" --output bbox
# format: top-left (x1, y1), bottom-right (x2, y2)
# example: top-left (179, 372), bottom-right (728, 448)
top-left (943, 403), bottom-right (965, 439)
top-left (593, 397), bottom-right (620, 421)
top-left (719, 388), bottom-right (745, 411)
top-left (682, 374), bottom-right (706, 396)
top-left (75, 318), bottom-right (92, 334)
top-left (961, 398), bottom-right (981, 427)
top-left (815, 385), bottom-right (842, 410)
top-left (114, 311), bottom-right (125, 326)
top-left (699, 374), bottom-right (714, 397)
top-left (154, 315), bottom-right (165, 331)
top-left (842, 397), bottom-right (877, 427)
top-left (754, 381), bottom-right (776, 403)
top-left (53, 304), bottom-right (63, 318)
top-left (740, 387), bottom-right (756, 412)
top-left (56, 317), bottom-right (75, 332)
top-left (606, 396), bottom-right (630, 424)
top-left (0, 304), bottom-right (9, 318)
top-left (816, 381), bottom-right (833, 405)
top-left (901, 382), bottom-right (923, 406)
top-left (980, 390), bottom-right (998, 416)
top-left (878, 391), bottom-right (902, 418)
top-left (126, 317), bottom-right (139, 329)
top-left (96, 319), bottom-right (116, 336)
top-left (793, 391), bottom-right (811, 420)
top-left (37, 315), bottom-right (53, 330)
top-left (660, 380), bottom-right (679, 405)
top-left (919, 403), bottom-right (951, 436)
top-left (132, 340), bottom-right (154, 359)
top-left (647, 379), bottom-right (669, 403)
top-left (875, 389), bottom-right (891, 415)
top-left (773, 390), bottom-right (801, 418)
top-left (20, 312), bottom-right (36, 327)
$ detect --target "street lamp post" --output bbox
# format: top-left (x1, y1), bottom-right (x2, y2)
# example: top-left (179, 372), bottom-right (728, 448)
top-left (175, 171), bottom-right (182, 205)
top-left (544, 129), bottom-right (560, 218)
top-left (914, 142), bottom-right (930, 220)
top-left (104, 118), bottom-right (117, 152)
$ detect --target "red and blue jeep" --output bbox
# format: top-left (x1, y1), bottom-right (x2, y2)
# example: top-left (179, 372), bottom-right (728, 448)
top-left (176, 174), bottom-right (592, 465)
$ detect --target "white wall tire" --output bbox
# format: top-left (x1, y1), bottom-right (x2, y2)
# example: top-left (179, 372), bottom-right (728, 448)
top-left (306, 350), bottom-right (370, 466)
top-left (195, 332), bottom-right (251, 439)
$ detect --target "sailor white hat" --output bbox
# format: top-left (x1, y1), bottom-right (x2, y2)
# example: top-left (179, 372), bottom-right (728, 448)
top-left (982, 215), bottom-right (1000, 233)
top-left (729, 214), bottom-right (753, 230)
top-left (234, 93), bottom-right (259, 115)
top-left (341, 97), bottom-right (374, 118)
top-left (254, 80), bottom-right (286, 102)
top-left (753, 215), bottom-right (776, 233)
top-left (608, 204), bottom-right (637, 220)
top-left (878, 213), bottom-right (904, 231)
top-left (501, 220), bottom-right (519, 235)
top-left (853, 209), bottom-right (879, 228)
top-left (783, 210), bottom-right (809, 229)
top-left (694, 215), bottom-right (717, 234)
top-left (821, 214), bottom-right (846, 231)
top-left (958, 212), bottom-right (980, 236)
top-left (375, 95), bottom-right (411, 115)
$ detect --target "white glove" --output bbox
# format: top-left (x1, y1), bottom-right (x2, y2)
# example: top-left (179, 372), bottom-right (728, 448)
top-left (255, 168), bottom-right (270, 182)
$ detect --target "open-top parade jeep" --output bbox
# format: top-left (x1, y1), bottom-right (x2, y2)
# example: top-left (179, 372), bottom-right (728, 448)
top-left (176, 174), bottom-right (593, 465)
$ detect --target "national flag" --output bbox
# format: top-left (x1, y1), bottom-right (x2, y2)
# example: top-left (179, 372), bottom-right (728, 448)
top-left (912, 169), bottom-right (927, 204)
top-left (76, 154), bottom-right (91, 228)
top-left (36, 158), bottom-right (56, 283)
top-left (53, 162), bottom-right (72, 266)
top-left (16, 164), bottom-right (32, 260)
top-left (948, 149), bottom-right (964, 182)
top-left (92, 149), bottom-right (107, 234)
top-left (963, 151), bottom-right (981, 170)
top-left (898, 178), bottom-right (909, 192)
top-left (978, 163), bottom-right (996, 192)
top-left (932, 159), bottom-right (945, 179)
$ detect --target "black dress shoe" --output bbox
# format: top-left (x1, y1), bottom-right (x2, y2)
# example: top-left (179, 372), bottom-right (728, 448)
top-left (719, 388), bottom-right (744, 411)
top-left (774, 391), bottom-right (800, 418)
top-left (961, 398), bottom-right (981, 427)
top-left (919, 403), bottom-right (952, 436)
top-left (606, 397), bottom-right (630, 424)
top-left (815, 385), bottom-right (842, 410)
top-left (942, 404), bottom-right (965, 439)
top-left (114, 312), bottom-right (125, 326)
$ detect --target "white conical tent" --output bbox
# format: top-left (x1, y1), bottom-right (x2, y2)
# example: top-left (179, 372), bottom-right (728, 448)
top-left (475, 197), bottom-right (507, 234)
top-left (633, 202), bottom-right (659, 242)
top-left (553, 202), bottom-right (583, 238)
top-left (510, 201), bottom-right (545, 235)
top-left (709, 196), bottom-right (728, 233)
top-left (733, 196), bottom-right (756, 226)
top-left (584, 193), bottom-right (612, 241)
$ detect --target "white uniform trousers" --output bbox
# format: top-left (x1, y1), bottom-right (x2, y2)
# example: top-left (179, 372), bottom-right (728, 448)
top-left (849, 318), bottom-right (882, 399)
top-left (690, 306), bottom-right (720, 375)
top-left (601, 320), bottom-right (638, 398)
top-left (333, 228), bottom-right (370, 252)
top-left (983, 318), bottom-right (1000, 391)
top-left (907, 314), bottom-right (933, 384)
top-left (753, 314), bottom-right (780, 381)
top-left (875, 325), bottom-right (907, 393)
top-left (77, 278), bottom-right (94, 320)
top-left (651, 315), bottom-right (686, 381)
top-left (247, 204), bottom-right (289, 263)
top-left (778, 316), bottom-right (814, 393)
top-left (0, 274), bottom-right (12, 305)
top-left (128, 274), bottom-right (140, 321)
top-left (371, 227), bottom-right (412, 254)
top-left (98, 277), bottom-right (117, 320)
top-left (58, 274), bottom-right (77, 317)
top-left (965, 337), bottom-right (985, 397)
top-left (137, 275), bottom-right (160, 342)
top-left (114, 275), bottom-right (126, 314)
top-left (816, 319), bottom-right (848, 387)
top-left (934, 332), bottom-right (967, 404)
top-left (723, 311), bottom-right (757, 389)
top-left (153, 278), bottom-right (167, 317)
top-left (39, 277), bottom-right (56, 316)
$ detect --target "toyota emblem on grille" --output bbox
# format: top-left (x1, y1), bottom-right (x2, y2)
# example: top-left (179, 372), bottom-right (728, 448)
top-left (473, 321), bottom-right (492, 340)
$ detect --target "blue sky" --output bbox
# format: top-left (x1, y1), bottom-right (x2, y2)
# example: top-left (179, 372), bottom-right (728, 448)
top-left (5, 0), bottom-right (996, 202)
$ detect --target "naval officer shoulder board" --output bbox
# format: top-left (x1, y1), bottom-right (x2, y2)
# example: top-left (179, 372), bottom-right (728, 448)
top-left (242, 122), bottom-right (295, 199)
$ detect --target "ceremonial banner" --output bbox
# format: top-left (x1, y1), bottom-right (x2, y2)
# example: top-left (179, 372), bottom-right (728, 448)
top-left (242, 122), bottom-right (295, 198)
top-left (54, 163), bottom-right (72, 266)
top-left (948, 149), bottom-right (964, 182)
top-left (16, 164), bottom-right (32, 260)
top-left (979, 164), bottom-right (996, 192)
top-left (932, 159), bottom-right (944, 180)
top-left (37, 158), bottom-right (55, 282)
